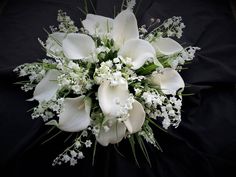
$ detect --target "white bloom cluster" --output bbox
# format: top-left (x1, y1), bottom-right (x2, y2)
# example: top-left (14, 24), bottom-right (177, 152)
top-left (141, 90), bottom-right (182, 129)
top-left (57, 10), bottom-right (78, 33)
top-left (14, 63), bottom-right (46, 91)
top-left (169, 46), bottom-right (201, 69)
top-left (163, 16), bottom-right (185, 39)
top-left (52, 130), bottom-right (92, 166)
top-left (57, 61), bottom-right (93, 95)
top-left (116, 94), bottom-right (135, 121)
top-left (31, 98), bottom-right (64, 121)
top-left (94, 60), bottom-right (125, 86)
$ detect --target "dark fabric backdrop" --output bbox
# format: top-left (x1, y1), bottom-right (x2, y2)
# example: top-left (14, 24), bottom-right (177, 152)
top-left (0, 0), bottom-right (236, 177)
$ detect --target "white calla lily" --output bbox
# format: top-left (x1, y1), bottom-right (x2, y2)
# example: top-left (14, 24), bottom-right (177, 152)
top-left (118, 39), bottom-right (156, 70)
top-left (62, 33), bottom-right (96, 60)
top-left (152, 37), bottom-right (183, 55)
top-left (96, 121), bottom-right (126, 146)
top-left (124, 100), bottom-right (145, 133)
top-left (98, 79), bottom-right (129, 118)
top-left (150, 68), bottom-right (185, 95)
top-left (97, 79), bottom-right (146, 146)
top-left (57, 96), bottom-right (91, 132)
top-left (112, 9), bottom-right (139, 48)
top-left (82, 14), bottom-right (113, 36)
top-left (46, 32), bottom-right (66, 56)
top-left (29, 69), bottom-right (60, 102)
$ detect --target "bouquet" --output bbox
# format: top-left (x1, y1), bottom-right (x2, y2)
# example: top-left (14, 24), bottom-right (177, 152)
top-left (14, 0), bottom-right (199, 166)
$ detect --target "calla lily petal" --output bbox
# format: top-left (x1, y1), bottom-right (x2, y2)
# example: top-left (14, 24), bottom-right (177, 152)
top-left (98, 79), bottom-right (129, 118)
top-left (112, 9), bottom-right (139, 48)
top-left (58, 96), bottom-right (91, 132)
top-left (124, 100), bottom-right (145, 133)
top-left (96, 121), bottom-right (126, 146)
top-left (152, 37), bottom-right (183, 55)
top-left (30, 69), bottom-right (60, 102)
top-left (46, 32), bottom-right (66, 56)
top-left (62, 33), bottom-right (95, 60)
top-left (118, 39), bottom-right (156, 70)
top-left (150, 68), bottom-right (185, 95)
top-left (82, 14), bottom-right (113, 36)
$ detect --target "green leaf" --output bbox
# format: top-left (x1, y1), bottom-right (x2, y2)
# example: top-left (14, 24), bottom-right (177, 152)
top-left (92, 140), bottom-right (97, 166)
top-left (114, 144), bottom-right (125, 158)
top-left (146, 117), bottom-right (167, 133)
top-left (135, 134), bottom-right (151, 167)
top-left (136, 63), bottom-right (158, 75)
top-left (128, 135), bottom-right (140, 167)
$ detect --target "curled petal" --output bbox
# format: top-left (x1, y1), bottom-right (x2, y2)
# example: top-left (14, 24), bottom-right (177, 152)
top-left (58, 96), bottom-right (91, 132)
top-left (30, 69), bottom-right (60, 102)
top-left (150, 68), bottom-right (185, 95)
top-left (118, 39), bottom-right (156, 70)
top-left (124, 100), bottom-right (145, 133)
top-left (62, 33), bottom-right (95, 60)
top-left (98, 79), bottom-right (129, 118)
top-left (112, 9), bottom-right (139, 48)
top-left (151, 37), bottom-right (183, 55)
top-left (82, 14), bottom-right (113, 36)
top-left (96, 121), bottom-right (126, 146)
top-left (46, 32), bottom-right (66, 56)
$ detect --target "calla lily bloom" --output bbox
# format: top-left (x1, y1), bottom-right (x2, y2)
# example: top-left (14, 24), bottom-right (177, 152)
top-left (62, 33), bottom-right (96, 60)
top-left (112, 9), bottom-right (139, 48)
top-left (118, 38), bottom-right (156, 70)
top-left (96, 120), bottom-right (126, 146)
top-left (150, 68), bottom-right (185, 95)
top-left (47, 96), bottom-right (91, 132)
top-left (97, 79), bottom-right (145, 146)
top-left (151, 37), bottom-right (183, 56)
top-left (58, 96), bottom-right (91, 132)
top-left (82, 14), bottom-right (113, 36)
top-left (29, 69), bottom-right (60, 102)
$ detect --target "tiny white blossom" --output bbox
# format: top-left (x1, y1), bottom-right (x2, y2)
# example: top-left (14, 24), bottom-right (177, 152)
top-left (84, 140), bottom-right (92, 148)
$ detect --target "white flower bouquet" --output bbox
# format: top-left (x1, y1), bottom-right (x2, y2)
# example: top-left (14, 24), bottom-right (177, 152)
top-left (14, 0), bottom-right (199, 166)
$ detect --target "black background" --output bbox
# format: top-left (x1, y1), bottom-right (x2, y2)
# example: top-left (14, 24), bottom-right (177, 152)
top-left (0, 0), bottom-right (236, 176)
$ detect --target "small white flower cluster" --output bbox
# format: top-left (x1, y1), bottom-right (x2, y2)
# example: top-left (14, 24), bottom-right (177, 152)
top-left (146, 16), bottom-right (185, 42)
top-left (116, 95), bottom-right (135, 121)
top-left (14, 63), bottom-right (46, 91)
top-left (57, 60), bottom-right (93, 95)
top-left (162, 16), bottom-right (185, 39)
top-left (94, 60), bottom-right (125, 86)
top-left (57, 10), bottom-right (78, 33)
top-left (94, 56), bottom-right (137, 87)
top-left (31, 97), bottom-right (64, 121)
top-left (141, 90), bottom-right (182, 129)
top-left (161, 96), bottom-right (182, 129)
top-left (52, 130), bottom-right (92, 166)
top-left (169, 46), bottom-right (200, 69)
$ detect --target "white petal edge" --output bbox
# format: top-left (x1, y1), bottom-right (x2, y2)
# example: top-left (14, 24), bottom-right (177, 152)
top-left (62, 33), bottom-right (96, 60)
top-left (124, 100), bottom-right (145, 134)
top-left (118, 39), bottom-right (156, 70)
top-left (58, 96), bottom-right (91, 132)
top-left (112, 9), bottom-right (139, 48)
top-left (46, 32), bottom-right (66, 56)
top-left (98, 79), bottom-right (129, 118)
top-left (82, 14), bottom-right (113, 36)
top-left (150, 68), bottom-right (185, 95)
top-left (151, 37), bottom-right (183, 55)
top-left (29, 69), bottom-right (60, 102)
top-left (96, 121), bottom-right (126, 146)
